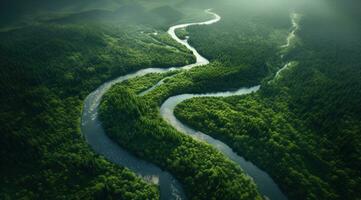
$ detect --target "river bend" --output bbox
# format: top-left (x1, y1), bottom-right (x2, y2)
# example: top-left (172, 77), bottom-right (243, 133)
top-left (81, 9), bottom-right (220, 200)
top-left (82, 9), bottom-right (295, 200)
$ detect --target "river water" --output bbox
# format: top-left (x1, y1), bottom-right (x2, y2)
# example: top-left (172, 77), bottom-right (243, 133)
top-left (82, 9), bottom-right (294, 200)
top-left (81, 9), bottom-right (220, 200)
top-left (159, 87), bottom-right (288, 200)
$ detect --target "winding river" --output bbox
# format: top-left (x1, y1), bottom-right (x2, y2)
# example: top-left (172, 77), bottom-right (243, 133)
top-left (81, 9), bottom-right (219, 200)
top-left (82, 9), bottom-right (296, 200)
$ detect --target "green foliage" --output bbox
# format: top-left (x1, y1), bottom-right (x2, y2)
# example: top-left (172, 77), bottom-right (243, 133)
top-left (100, 87), bottom-right (144, 126)
top-left (175, 28), bottom-right (189, 40)
top-left (120, 71), bottom-right (179, 94)
top-left (187, 5), bottom-right (289, 73)
top-left (3, 0), bottom-right (360, 199)
top-left (0, 7), bottom-right (195, 198)
top-left (144, 61), bottom-right (269, 106)
top-left (99, 83), bottom-right (263, 200)
top-left (96, 4), bottom-right (293, 199)
top-left (174, 9), bottom-right (361, 200)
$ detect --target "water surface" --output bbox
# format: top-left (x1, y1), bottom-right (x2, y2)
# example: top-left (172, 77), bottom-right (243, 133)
top-left (81, 10), bottom-right (221, 200)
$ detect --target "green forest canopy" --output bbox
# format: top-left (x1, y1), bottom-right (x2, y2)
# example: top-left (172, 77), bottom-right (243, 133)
top-left (1, 0), bottom-right (360, 199)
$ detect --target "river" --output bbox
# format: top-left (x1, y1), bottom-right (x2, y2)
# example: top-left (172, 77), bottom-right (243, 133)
top-left (82, 9), bottom-right (295, 200)
top-left (81, 9), bottom-right (220, 200)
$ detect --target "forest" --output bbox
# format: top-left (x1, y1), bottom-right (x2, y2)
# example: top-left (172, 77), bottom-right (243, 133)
top-left (0, 0), bottom-right (197, 198)
top-left (99, 84), bottom-right (262, 200)
top-left (174, 2), bottom-right (361, 200)
top-left (1, 0), bottom-right (361, 199)
top-left (97, 1), bottom-right (294, 199)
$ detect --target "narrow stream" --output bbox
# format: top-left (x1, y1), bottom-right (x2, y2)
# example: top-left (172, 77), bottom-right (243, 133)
top-left (81, 10), bottom-right (220, 200)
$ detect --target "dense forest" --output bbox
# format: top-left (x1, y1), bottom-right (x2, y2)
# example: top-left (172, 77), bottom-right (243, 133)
top-left (99, 82), bottom-right (262, 200)
top-left (186, 5), bottom-right (289, 72)
top-left (98, 2), bottom-right (295, 199)
top-left (175, 2), bottom-right (361, 200)
top-left (0, 0), bottom-right (198, 198)
top-left (1, 0), bottom-right (361, 199)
